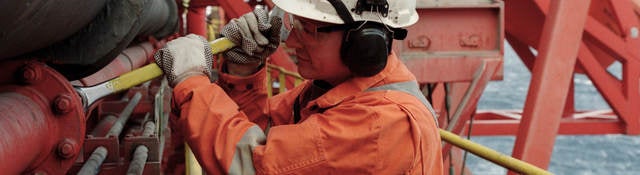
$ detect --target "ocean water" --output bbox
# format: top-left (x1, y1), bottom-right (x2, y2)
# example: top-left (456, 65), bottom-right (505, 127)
top-left (465, 43), bottom-right (640, 174)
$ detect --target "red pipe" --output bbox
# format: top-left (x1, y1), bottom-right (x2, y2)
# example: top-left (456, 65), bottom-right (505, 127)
top-left (0, 92), bottom-right (52, 174)
top-left (74, 42), bottom-right (156, 86)
top-left (187, 6), bottom-right (207, 37)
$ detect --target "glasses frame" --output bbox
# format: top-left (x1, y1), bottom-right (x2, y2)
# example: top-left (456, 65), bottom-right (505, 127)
top-left (284, 14), bottom-right (352, 40)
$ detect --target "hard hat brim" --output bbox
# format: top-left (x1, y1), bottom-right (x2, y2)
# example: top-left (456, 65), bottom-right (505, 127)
top-left (272, 0), bottom-right (418, 28)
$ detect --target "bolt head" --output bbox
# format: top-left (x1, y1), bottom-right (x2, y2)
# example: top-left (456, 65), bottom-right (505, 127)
top-left (53, 94), bottom-right (73, 115)
top-left (56, 139), bottom-right (77, 159)
top-left (19, 64), bottom-right (41, 84)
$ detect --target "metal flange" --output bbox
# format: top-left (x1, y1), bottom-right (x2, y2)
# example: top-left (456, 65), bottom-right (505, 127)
top-left (0, 61), bottom-right (85, 174)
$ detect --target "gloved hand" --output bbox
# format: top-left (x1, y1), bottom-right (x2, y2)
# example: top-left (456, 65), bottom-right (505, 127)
top-left (221, 8), bottom-right (282, 65)
top-left (154, 34), bottom-right (213, 87)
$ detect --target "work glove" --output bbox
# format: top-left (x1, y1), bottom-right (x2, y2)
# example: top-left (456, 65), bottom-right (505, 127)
top-left (154, 34), bottom-right (213, 87)
top-left (221, 8), bottom-right (282, 64)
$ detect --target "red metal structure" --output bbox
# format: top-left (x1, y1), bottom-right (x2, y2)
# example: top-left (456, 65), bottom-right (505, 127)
top-left (1, 0), bottom-right (640, 174)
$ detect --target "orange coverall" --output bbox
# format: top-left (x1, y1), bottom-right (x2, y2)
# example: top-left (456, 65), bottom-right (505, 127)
top-left (171, 52), bottom-right (443, 174)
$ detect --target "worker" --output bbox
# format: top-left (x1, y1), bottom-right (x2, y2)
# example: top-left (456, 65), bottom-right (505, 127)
top-left (154, 0), bottom-right (443, 174)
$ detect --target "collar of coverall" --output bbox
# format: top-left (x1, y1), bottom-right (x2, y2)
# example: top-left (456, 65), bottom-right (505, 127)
top-left (310, 51), bottom-right (410, 108)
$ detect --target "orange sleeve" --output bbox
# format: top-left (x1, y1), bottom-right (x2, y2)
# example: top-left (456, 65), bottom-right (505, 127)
top-left (217, 67), bottom-right (270, 129)
top-left (173, 75), bottom-right (257, 174)
top-left (252, 92), bottom-right (442, 174)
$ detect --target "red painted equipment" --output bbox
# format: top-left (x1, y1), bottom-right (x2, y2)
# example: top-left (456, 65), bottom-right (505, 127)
top-left (0, 61), bottom-right (85, 174)
top-left (2, 0), bottom-right (640, 174)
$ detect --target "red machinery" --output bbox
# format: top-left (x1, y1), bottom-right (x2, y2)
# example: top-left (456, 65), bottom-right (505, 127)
top-left (0, 0), bottom-right (639, 174)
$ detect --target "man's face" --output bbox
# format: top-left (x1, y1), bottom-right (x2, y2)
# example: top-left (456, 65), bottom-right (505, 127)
top-left (284, 16), bottom-right (352, 85)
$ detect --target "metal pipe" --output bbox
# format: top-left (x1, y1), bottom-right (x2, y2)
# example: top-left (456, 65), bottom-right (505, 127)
top-left (0, 93), bottom-right (51, 174)
top-left (439, 129), bottom-right (552, 175)
top-left (106, 92), bottom-right (143, 137)
top-left (142, 121), bottom-right (156, 137)
top-left (126, 146), bottom-right (149, 175)
top-left (90, 115), bottom-right (118, 137)
top-left (40, 0), bottom-right (178, 80)
top-left (77, 146), bottom-right (108, 175)
top-left (125, 114), bottom-right (154, 175)
top-left (446, 61), bottom-right (486, 131)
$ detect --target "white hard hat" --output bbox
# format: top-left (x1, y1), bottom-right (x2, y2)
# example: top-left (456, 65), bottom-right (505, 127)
top-left (271, 0), bottom-right (419, 28)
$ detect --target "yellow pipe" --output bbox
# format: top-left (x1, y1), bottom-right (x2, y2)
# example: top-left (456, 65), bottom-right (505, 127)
top-left (266, 66), bottom-right (273, 98)
top-left (265, 64), bottom-right (304, 96)
top-left (267, 64), bottom-right (303, 79)
top-left (439, 129), bottom-right (553, 175)
top-left (278, 71), bottom-right (286, 93)
top-left (185, 144), bottom-right (203, 175)
top-left (265, 64), bottom-right (304, 97)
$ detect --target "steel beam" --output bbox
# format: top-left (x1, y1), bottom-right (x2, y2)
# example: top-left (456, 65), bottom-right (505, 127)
top-left (577, 42), bottom-right (631, 127)
top-left (505, 33), bottom-right (535, 71)
top-left (622, 60), bottom-right (640, 133)
top-left (469, 119), bottom-right (624, 136)
top-left (509, 1), bottom-right (590, 172)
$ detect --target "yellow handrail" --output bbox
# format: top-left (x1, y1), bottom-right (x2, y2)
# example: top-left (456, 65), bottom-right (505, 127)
top-left (266, 64), bottom-right (304, 97)
top-left (439, 129), bottom-right (553, 175)
top-left (185, 144), bottom-right (203, 175)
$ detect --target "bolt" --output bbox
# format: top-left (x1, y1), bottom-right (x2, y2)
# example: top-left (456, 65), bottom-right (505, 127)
top-left (19, 63), bottom-right (41, 84)
top-left (57, 139), bottom-right (78, 159)
top-left (53, 94), bottom-right (73, 115)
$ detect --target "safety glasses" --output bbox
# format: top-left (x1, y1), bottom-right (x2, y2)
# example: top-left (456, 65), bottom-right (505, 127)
top-left (282, 13), bottom-right (350, 41)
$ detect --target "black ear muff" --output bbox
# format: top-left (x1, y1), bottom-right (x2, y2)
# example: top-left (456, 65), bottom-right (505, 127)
top-left (327, 0), bottom-right (394, 77)
top-left (340, 23), bottom-right (391, 77)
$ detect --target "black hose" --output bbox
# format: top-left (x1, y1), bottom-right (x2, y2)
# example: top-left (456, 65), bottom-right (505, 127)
top-left (36, 0), bottom-right (178, 80)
